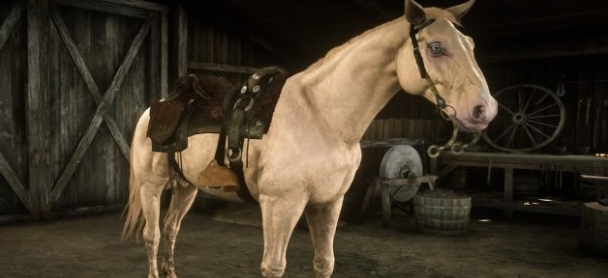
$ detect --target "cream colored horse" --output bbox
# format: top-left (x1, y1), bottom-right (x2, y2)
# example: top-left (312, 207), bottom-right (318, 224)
top-left (123, 0), bottom-right (497, 277)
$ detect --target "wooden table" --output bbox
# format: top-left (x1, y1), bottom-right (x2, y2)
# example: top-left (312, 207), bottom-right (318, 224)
top-left (430, 152), bottom-right (608, 219)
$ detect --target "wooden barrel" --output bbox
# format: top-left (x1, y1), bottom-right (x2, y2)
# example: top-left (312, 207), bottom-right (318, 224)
top-left (413, 190), bottom-right (471, 235)
top-left (578, 202), bottom-right (608, 256)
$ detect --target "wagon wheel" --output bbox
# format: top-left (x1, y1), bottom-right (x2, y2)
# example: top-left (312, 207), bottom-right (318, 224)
top-left (482, 84), bottom-right (566, 152)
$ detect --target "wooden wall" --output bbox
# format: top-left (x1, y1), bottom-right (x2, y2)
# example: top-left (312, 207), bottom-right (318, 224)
top-left (480, 54), bottom-right (608, 154)
top-left (0, 0), bottom-right (168, 219)
top-left (0, 1), bottom-right (28, 216)
top-left (185, 9), bottom-right (280, 86)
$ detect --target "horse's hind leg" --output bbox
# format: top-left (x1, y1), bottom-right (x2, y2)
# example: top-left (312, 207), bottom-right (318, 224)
top-left (161, 181), bottom-right (198, 278)
top-left (140, 179), bottom-right (167, 278)
top-left (304, 197), bottom-right (344, 278)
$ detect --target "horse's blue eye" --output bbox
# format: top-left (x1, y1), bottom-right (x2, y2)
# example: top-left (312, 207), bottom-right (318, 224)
top-left (428, 42), bottom-right (443, 56)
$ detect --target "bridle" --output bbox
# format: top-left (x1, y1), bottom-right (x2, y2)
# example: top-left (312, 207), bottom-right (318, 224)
top-left (408, 19), bottom-right (481, 157)
top-left (409, 19), bottom-right (449, 113)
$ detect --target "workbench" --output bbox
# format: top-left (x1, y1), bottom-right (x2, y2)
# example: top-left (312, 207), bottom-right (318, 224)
top-left (430, 152), bottom-right (608, 219)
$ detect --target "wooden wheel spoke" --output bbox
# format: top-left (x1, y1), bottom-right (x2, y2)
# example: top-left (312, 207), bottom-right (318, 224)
top-left (522, 89), bottom-right (535, 113)
top-left (534, 91), bottom-right (551, 105)
top-left (528, 120), bottom-right (557, 129)
top-left (498, 102), bottom-right (516, 116)
top-left (528, 114), bottom-right (561, 119)
top-left (518, 86), bottom-right (523, 112)
top-left (525, 123), bottom-right (550, 139)
top-left (494, 122), bottom-right (517, 142)
top-left (522, 124), bottom-right (538, 146)
top-left (505, 124), bottom-right (520, 148)
top-left (528, 102), bottom-right (558, 117)
top-left (484, 84), bottom-right (565, 152)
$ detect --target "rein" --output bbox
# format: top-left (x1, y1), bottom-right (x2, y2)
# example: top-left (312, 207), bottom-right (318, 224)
top-left (408, 19), bottom-right (480, 158)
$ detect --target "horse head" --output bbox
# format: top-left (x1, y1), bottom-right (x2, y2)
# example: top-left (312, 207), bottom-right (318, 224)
top-left (396, 0), bottom-right (497, 132)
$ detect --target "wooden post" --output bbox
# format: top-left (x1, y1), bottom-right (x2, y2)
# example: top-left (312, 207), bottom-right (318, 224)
top-left (160, 11), bottom-right (169, 98)
top-left (504, 167), bottom-right (514, 219)
top-left (27, 0), bottom-right (52, 218)
top-left (578, 202), bottom-right (608, 256)
top-left (171, 5), bottom-right (187, 83)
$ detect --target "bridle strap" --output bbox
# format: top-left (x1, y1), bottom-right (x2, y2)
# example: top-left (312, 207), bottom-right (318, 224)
top-left (409, 19), bottom-right (447, 110)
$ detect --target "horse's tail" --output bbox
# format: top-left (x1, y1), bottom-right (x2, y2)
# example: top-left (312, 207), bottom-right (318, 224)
top-left (121, 170), bottom-right (145, 241)
top-left (121, 110), bottom-right (150, 242)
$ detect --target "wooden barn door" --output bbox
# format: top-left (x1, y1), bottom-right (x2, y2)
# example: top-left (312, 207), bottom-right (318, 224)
top-left (0, 1), bottom-right (29, 219)
top-left (0, 0), bottom-right (168, 220)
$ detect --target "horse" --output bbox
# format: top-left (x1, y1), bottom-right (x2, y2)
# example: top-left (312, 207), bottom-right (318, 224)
top-left (122, 0), bottom-right (497, 277)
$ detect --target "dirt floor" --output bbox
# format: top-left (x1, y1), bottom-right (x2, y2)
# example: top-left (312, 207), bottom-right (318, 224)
top-left (1, 201), bottom-right (607, 278)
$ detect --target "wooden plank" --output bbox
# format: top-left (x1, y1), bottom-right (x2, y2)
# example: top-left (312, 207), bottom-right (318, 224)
top-left (52, 0), bottom-right (149, 19)
top-left (149, 12), bottom-right (159, 100)
top-left (438, 152), bottom-right (608, 175)
top-left (49, 8), bottom-right (130, 162)
top-left (50, 19), bottom-right (151, 202)
top-left (0, 152), bottom-right (31, 211)
top-left (27, 2), bottom-right (51, 218)
top-left (187, 61), bottom-right (258, 75)
top-left (504, 167), bottom-right (514, 219)
top-left (176, 5), bottom-right (187, 77)
top-left (480, 35), bottom-right (608, 63)
top-left (160, 12), bottom-right (168, 98)
top-left (98, 0), bottom-right (168, 12)
top-left (0, 1), bottom-right (25, 51)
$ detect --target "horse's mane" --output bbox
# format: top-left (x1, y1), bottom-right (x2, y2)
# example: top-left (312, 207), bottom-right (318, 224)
top-left (304, 7), bottom-right (456, 72)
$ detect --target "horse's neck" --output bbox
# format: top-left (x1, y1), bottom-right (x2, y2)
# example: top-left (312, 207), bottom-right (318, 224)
top-left (297, 18), bottom-right (407, 145)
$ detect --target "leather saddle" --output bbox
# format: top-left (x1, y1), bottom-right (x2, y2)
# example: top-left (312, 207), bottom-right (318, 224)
top-left (146, 67), bottom-right (288, 196)
top-left (147, 67), bottom-right (287, 152)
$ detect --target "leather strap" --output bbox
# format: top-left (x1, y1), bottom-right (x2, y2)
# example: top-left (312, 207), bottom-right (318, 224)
top-left (408, 19), bottom-right (447, 110)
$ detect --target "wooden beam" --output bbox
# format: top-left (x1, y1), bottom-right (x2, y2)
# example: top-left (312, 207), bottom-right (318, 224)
top-left (176, 5), bottom-right (187, 77)
top-left (52, 0), bottom-right (149, 19)
top-left (0, 1), bottom-right (25, 51)
top-left (49, 7), bottom-right (131, 162)
top-left (0, 152), bottom-right (31, 212)
top-left (149, 12), bottom-right (160, 101)
top-left (353, 0), bottom-right (400, 21)
top-left (51, 19), bottom-right (151, 202)
top-left (52, 0), bottom-right (168, 17)
top-left (480, 35), bottom-right (608, 63)
top-left (188, 61), bottom-right (258, 75)
top-left (27, 1), bottom-right (52, 218)
top-left (160, 12), bottom-right (169, 98)
top-left (98, 0), bottom-right (168, 12)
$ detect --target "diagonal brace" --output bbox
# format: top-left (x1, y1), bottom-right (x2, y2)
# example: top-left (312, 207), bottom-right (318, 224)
top-left (0, 1), bottom-right (25, 51)
top-left (50, 18), bottom-right (151, 202)
top-left (49, 7), bottom-right (130, 162)
top-left (0, 152), bottom-right (31, 212)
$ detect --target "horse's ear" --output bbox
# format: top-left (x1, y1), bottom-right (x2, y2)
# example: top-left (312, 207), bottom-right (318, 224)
top-left (446, 0), bottom-right (475, 19)
top-left (404, 0), bottom-right (426, 26)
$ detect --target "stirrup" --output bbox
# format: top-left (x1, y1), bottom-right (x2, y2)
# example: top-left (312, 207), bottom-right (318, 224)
top-left (198, 159), bottom-right (239, 192)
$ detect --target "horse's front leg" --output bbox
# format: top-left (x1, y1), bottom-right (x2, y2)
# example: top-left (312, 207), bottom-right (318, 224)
top-left (305, 196), bottom-right (344, 278)
top-left (161, 182), bottom-right (198, 278)
top-left (259, 192), bottom-right (308, 278)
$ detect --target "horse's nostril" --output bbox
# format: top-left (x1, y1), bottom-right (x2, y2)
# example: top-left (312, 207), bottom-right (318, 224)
top-left (473, 105), bottom-right (485, 120)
